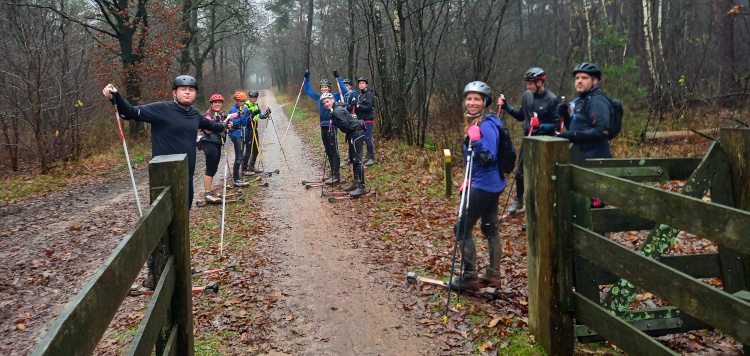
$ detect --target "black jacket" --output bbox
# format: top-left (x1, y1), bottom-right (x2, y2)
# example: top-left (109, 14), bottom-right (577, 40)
top-left (113, 93), bottom-right (226, 177)
top-left (563, 87), bottom-right (612, 159)
top-left (202, 110), bottom-right (226, 145)
top-left (355, 88), bottom-right (375, 121)
top-left (330, 102), bottom-right (364, 136)
top-left (504, 89), bottom-right (561, 136)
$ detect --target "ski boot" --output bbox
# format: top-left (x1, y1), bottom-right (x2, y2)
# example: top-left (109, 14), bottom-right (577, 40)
top-left (204, 193), bottom-right (222, 204)
top-left (507, 199), bottom-right (524, 215)
top-left (342, 179), bottom-right (360, 192)
top-left (324, 175), bottom-right (340, 185)
top-left (478, 268), bottom-right (503, 289)
top-left (349, 184), bottom-right (368, 197)
top-left (364, 155), bottom-right (376, 167)
top-left (448, 270), bottom-right (481, 291)
top-left (234, 179), bottom-right (249, 187)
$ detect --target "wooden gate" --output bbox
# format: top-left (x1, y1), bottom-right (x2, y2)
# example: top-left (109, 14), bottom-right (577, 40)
top-left (525, 129), bottom-right (750, 354)
top-left (32, 154), bottom-right (195, 356)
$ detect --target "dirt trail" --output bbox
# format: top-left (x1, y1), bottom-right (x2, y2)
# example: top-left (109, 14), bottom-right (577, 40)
top-left (252, 90), bottom-right (430, 354)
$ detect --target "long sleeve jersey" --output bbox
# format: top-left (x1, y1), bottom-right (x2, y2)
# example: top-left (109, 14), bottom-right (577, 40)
top-left (503, 89), bottom-right (561, 136)
top-left (112, 93), bottom-right (226, 177)
top-left (303, 77), bottom-right (342, 127)
top-left (566, 87), bottom-right (613, 159)
top-left (356, 88), bottom-right (375, 122)
top-left (463, 114), bottom-right (508, 194)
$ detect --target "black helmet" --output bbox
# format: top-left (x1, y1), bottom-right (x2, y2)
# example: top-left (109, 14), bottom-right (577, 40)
top-left (342, 78), bottom-right (352, 84)
top-left (572, 62), bottom-right (602, 80)
top-left (319, 79), bottom-right (331, 87)
top-left (463, 81), bottom-right (492, 109)
top-left (172, 75), bottom-right (197, 90)
top-left (524, 67), bottom-right (546, 81)
top-left (247, 90), bottom-right (259, 97)
top-left (357, 77), bottom-right (368, 84)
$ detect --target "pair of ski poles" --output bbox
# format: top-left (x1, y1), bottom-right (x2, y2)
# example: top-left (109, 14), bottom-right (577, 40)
top-left (109, 88), bottom-right (142, 217)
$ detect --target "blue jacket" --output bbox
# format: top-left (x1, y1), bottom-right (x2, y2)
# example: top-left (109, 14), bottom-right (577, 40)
top-left (463, 114), bottom-right (508, 194)
top-left (228, 104), bottom-right (250, 139)
top-left (304, 77), bottom-right (342, 127)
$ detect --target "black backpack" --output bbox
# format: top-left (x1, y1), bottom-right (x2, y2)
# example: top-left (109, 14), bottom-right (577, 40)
top-left (482, 115), bottom-right (517, 175)
top-left (606, 96), bottom-right (623, 140)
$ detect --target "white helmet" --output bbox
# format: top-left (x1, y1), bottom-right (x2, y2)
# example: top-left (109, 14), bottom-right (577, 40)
top-left (320, 93), bottom-right (334, 100)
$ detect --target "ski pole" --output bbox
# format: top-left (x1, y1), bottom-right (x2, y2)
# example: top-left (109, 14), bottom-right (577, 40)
top-left (335, 75), bottom-right (345, 103)
top-left (559, 96), bottom-right (566, 132)
top-left (267, 109), bottom-right (291, 172)
top-left (528, 112), bottom-right (537, 137)
top-left (497, 94), bottom-right (504, 116)
top-left (220, 134), bottom-right (229, 261)
top-left (249, 117), bottom-right (263, 172)
top-left (281, 79), bottom-right (305, 146)
top-left (109, 88), bottom-right (142, 217)
top-left (445, 140), bottom-right (474, 323)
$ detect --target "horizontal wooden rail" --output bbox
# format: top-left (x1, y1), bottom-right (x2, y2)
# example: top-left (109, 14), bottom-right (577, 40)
top-left (597, 253), bottom-right (721, 283)
top-left (570, 165), bottom-right (750, 255)
top-left (585, 157), bottom-right (701, 180)
top-left (127, 256), bottom-right (176, 356)
top-left (590, 207), bottom-right (656, 232)
top-left (572, 224), bottom-right (750, 345)
top-left (32, 188), bottom-right (173, 356)
top-left (589, 166), bottom-right (668, 182)
top-left (573, 292), bottom-right (678, 355)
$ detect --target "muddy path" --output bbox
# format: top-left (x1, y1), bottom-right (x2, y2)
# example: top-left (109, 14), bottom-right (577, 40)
top-left (249, 90), bottom-right (431, 354)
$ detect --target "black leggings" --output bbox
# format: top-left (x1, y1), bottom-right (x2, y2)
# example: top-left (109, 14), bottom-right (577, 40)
top-left (348, 133), bottom-right (365, 184)
top-left (242, 126), bottom-right (259, 170)
top-left (203, 142), bottom-right (221, 177)
top-left (454, 187), bottom-right (502, 270)
top-left (231, 136), bottom-right (244, 181)
top-left (320, 127), bottom-right (340, 177)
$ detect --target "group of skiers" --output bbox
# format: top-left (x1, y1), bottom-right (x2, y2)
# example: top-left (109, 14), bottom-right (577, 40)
top-left (450, 62), bottom-right (614, 292)
top-left (303, 70), bottom-right (376, 197)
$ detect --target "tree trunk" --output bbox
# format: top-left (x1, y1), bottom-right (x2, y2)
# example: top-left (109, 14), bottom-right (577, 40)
top-left (346, 0), bottom-right (356, 79)
top-left (178, 0), bottom-right (193, 74)
top-left (716, 0), bottom-right (736, 97)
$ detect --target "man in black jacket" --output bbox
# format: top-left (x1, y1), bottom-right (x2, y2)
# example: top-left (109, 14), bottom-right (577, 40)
top-left (102, 75), bottom-right (230, 208)
top-left (557, 62), bottom-right (613, 159)
top-left (321, 93), bottom-right (368, 197)
top-left (355, 77), bottom-right (376, 167)
top-left (497, 67), bottom-right (562, 215)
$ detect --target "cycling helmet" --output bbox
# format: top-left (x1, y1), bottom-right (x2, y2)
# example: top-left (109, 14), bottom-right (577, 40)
top-left (357, 77), bottom-right (369, 84)
top-left (319, 79), bottom-right (331, 87)
top-left (572, 62), bottom-right (602, 80)
top-left (320, 93), bottom-right (335, 100)
top-left (342, 78), bottom-right (352, 85)
top-left (524, 67), bottom-right (547, 82)
top-left (173, 75), bottom-right (198, 89)
top-left (248, 90), bottom-right (259, 97)
top-left (209, 94), bottom-right (224, 102)
top-left (463, 81), bottom-right (493, 109)
top-left (233, 91), bottom-right (247, 101)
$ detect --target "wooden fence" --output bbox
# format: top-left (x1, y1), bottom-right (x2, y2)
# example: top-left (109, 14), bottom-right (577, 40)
top-left (32, 154), bottom-right (195, 356)
top-left (525, 129), bottom-right (750, 354)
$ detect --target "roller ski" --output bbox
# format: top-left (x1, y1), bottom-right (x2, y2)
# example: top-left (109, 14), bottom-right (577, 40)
top-left (191, 265), bottom-right (238, 277)
top-left (244, 169), bottom-right (279, 177)
top-left (130, 283), bottom-right (219, 296)
top-left (327, 190), bottom-right (376, 202)
top-left (406, 272), bottom-right (509, 300)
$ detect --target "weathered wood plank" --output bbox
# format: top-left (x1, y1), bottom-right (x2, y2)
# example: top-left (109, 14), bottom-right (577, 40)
top-left (590, 208), bottom-right (656, 232)
top-left (589, 166), bottom-right (668, 182)
top-left (148, 154), bottom-right (194, 356)
top-left (31, 189), bottom-right (173, 356)
top-left (572, 225), bottom-right (750, 345)
top-left (597, 254), bottom-right (721, 283)
top-left (570, 166), bottom-right (750, 255)
top-left (162, 325), bottom-right (178, 356)
top-left (127, 256), bottom-right (176, 356)
top-left (524, 136), bottom-right (574, 354)
top-left (573, 292), bottom-right (679, 355)
top-left (585, 158), bottom-right (701, 180)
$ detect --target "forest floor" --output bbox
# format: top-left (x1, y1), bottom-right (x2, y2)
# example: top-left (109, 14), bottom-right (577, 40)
top-left (0, 90), bottom-right (745, 355)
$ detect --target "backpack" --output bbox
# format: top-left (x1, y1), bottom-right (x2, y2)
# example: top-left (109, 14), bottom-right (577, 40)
top-left (482, 115), bottom-right (517, 175)
top-left (606, 96), bottom-right (623, 140)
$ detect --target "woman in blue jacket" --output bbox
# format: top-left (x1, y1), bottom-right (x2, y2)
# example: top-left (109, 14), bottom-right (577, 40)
top-left (228, 92), bottom-right (250, 186)
top-left (450, 81), bottom-right (508, 291)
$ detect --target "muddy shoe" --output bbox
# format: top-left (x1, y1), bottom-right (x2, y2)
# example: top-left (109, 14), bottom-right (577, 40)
top-left (507, 199), bottom-right (524, 215)
top-left (324, 175), bottom-right (340, 185)
top-left (364, 157), bottom-right (376, 167)
top-left (448, 272), bottom-right (481, 291)
top-left (349, 184), bottom-right (368, 197)
top-left (478, 268), bottom-right (503, 289)
top-left (234, 179), bottom-right (249, 187)
top-left (204, 193), bottom-right (222, 204)
top-left (342, 179), bottom-right (360, 192)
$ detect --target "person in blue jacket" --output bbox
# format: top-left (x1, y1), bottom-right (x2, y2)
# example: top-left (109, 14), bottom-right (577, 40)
top-left (227, 92), bottom-right (251, 187)
top-left (449, 81), bottom-right (508, 292)
top-left (304, 69), bottom-right (342, 184)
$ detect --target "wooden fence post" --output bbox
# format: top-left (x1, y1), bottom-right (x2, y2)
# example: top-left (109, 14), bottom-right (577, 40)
top-left (148, 154), bottom-right (194, 356)
top-left (524, 136), bottom-right (574, 354)
top-left (444, 149), bottom-right (452, 197)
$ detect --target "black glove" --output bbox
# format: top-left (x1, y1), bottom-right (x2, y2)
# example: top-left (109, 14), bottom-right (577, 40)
top-left (557, 130), bottom-right (576, 141)
top-left (304, 69), bottom-right (310, 78)
top-left (557, 103), bottom-right (568, 117)
top-left (333, 70), bottom-right (339, 78)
